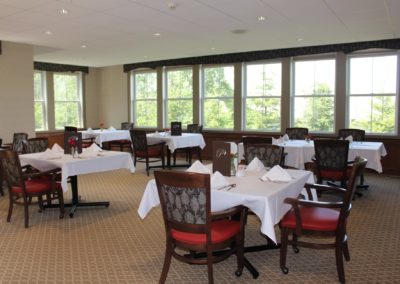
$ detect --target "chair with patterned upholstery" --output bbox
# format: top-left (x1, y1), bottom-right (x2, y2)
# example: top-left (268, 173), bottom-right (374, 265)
top-left (279, 157), bottom-right (367, 283)
top-left (285, 128), bottom-right (308, 140)
top-left (313, 139), bottom-right (352, 187)
top-left (241, 136), bottom-right (272, 145)
top-left (11, 132), bottom-right (29, 154)
top-left (64, 126), bottom-right (95, 148)
top-left (338, 128), bottom-right (365, 141)
top-left (130, 130), bottom-right (165, 176)
top-left (108, 122), bottom-right (134, 153)
top-left (244, 143), bottom-right (285, 168)
top-left (0, 150), bottom-right (64, 228)
top-left (173, 123), bottom-right (203, 165)
top-left (27, 137), bottom-right (49, 153)
top-left (154, 170), bottom-right (247, 284)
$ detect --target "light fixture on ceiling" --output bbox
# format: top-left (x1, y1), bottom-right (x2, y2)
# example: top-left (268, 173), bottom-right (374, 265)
top-left (297, 38), bottom-right (303, 42)
top-left (80, 45), bottom-right (87, 48)
top-left (58, 8), bottom-right (69, 15)
top-left (44, 30), bottom-right (52, 35)
top-left (211, 47), bottom-right (216, 51)
top-left (153, 32), bottom-right (161, 36)
top-left (257, 16), bottom-right (266, 21)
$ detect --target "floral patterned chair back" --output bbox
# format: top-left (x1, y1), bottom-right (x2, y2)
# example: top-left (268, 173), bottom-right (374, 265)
top-left (130, 130), bottom-right (148, 152)
top-left (338, 128), bottom-right (365, 141)
top-left (27, 137), bottom-right (49, 153)
top-left (0, 150), bottom-right (24, 189)
top-left (12, 132), bottom-right (28, 154)
top-left (244, 143), bottom-right (284, 168)
top-left (121, 122), bottom-right (134, 130)
top-left (285, 128), bottom-right (308, 140)
top-left (187, 124), bottom-right (203, 133)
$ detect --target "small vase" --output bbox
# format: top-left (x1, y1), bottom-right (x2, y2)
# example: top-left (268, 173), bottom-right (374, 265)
top-left (230, 158), bottom-right (236, 176)
top-left (71, 146), bottom-right (77, 158)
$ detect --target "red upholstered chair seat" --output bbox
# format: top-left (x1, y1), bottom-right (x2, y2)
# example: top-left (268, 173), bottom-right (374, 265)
top-left (281, 207), bottom-right (340, 232)
top-left (136, 147), bottom-right (162, 158)
top-left (11, 180), bottom-right (52, 194)
top-left (171, 220), bottom-right (241, 245)
top-left (320, 167), bottom-right (352, 180)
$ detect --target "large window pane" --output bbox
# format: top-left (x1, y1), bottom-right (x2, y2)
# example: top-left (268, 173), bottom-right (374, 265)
top-left (166, 68), bottom-right (193, 126)
top-left (33, 71), bottom-right (47, 131)
top-left (348, 55), bottom-right (397, 134)
top-left (54, 73), bottom-right (83, 129)
top-left (133, 71), bottom-right (157, 128)
top-left (245, 62), bottom-right (281, 131)
top-left (293, 59), bottom-right (335, 132)
top-left (203, 66), bottom-right (234, 129)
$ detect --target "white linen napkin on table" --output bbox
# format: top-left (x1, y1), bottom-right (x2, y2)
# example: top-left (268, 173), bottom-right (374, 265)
top-left (211, 171), bottom-right (230, 190)
top-left (80, 143), bottom-right (103, 158)
top-left (186, 160), bottom-right (212, 174)
top-left (345, 135), bottom-right (353, 143)
top-left (260, 165), bottom-right (292, 182)
top-left (87, 127), bottom-right (94, 133)
top-left (283, 134), bottom-right (290, 141)
top-left (39, 148), bottom-right (63, 160)
top-left (246, 157), bottom-right (265, 172)
top-left (108, 126), bottom-right (116, 131)
top-left (51, 143), bottom-right (64, 153)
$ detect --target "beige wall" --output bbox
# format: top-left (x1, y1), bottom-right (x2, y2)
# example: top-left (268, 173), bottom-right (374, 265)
top-left (96, 65), bottom-right (129, 129)
top-left (0, 41), bottom-right (35, 144)
top-left (84, 67), bottom-right (100, 128)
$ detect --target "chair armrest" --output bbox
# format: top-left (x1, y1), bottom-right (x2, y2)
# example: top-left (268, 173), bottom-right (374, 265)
top-left (304, 183), bottom-right (346, 195)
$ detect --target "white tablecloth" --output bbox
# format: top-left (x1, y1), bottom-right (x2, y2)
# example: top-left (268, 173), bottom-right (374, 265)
top-left (81, 130), bottom-right (130, 146)
top-left (138, 169), bottom-right (314, 244)
top-left (20, 151), bottom-right (135, 192)
top-left (238, 140), bottom-right (387, 173)
top-left (146, 132), bottom-right (206, 153)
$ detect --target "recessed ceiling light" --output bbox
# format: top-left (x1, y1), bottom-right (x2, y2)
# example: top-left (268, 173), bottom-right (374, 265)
top-left (58, 8), bottom-right (69, 15)
top-left (297, 38), bottom-right (303, 42)
top-left (153, 32), bottom-right (161, 36)
top-left (80, 45), bottom-right (87, 48)
top-left (44, 30), bottom-right (52, 35)
top-left (211, 47), bottom-right (216, 51)
top-left (257, 16), bottom-right (266, 21)
top-left (231, 29), bottom-right (247, 35)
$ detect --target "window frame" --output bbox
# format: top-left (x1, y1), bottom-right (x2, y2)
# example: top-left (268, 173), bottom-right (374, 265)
top-left (34, 70), bottom-right (48, 131)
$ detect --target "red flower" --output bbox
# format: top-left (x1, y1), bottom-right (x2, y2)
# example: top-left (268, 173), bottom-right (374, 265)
top-left (68, 137), bottom-right (77, 146)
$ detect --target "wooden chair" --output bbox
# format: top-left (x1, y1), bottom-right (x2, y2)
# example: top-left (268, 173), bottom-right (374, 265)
top-left (285, 127), bottom-right (308, 140)
top-left (173, 123), bottom-right (203, 165)
top-left (241, 136), bottom-right (272, 145)
top-left (27, 137), bottom-right (49, 153)
top-left (64, 126), bottom-right (95, 148)
top-left (313, 139), bottom-right (352, 187)
top-left (0, 150), bottom-right (65, 228)
top-left (279, 157), bottom-right (367, 283)
top-left (154, 170), bottom-right (247, 284)
top-left (11, 132), bottom-right (29, 154)
top-left (108, 122), bottom-right (134, 153)
top-left (244, 143), bottom-right (285, 168)
top-left (130, 130), bottom-right (165, 176)
top-left (338, 128), bottom-right (365, 141)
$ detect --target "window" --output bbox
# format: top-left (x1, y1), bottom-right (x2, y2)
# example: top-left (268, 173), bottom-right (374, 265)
top-left (53, 73), bottom-right (83, 130)
top-left (244, 62), bottom-right (281, 131)
top-left (292, 58), bottom-right (335, 132)
top-left (165, 68), bottom-right (193, 126)
top-left (348, 54), bottom-right (398, 134)
top-left (132, 71), bottom-right (158, 128)
top-left (202, 65), bottom-right (234, 129)
top-left (34, 71), bottom-right (47, 131)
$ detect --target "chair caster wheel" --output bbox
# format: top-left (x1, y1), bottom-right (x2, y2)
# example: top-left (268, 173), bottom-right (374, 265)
top-left (281, 266), bottom-right (289, 274)
top-left (235, 269), bottom-right (242, 277)
top-left (292, 246), bottom-right (299, 253)
top-left (59, 215), bottom-right (64, 219)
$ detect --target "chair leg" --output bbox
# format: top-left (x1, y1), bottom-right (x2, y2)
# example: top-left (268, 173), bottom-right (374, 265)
top-left (280, 228), bottom-right (289, 274)
top-left (7, 193), bottom-right (14, 223)
top-left (343, 240), bottom-right (350, 261)
top-left (23, 196), bottom-right (29, 228)
top-left (197, 147), bottom-right (202, 163)
top-left (146, 157), bottom-right (150, 176)
top-left (38, 196), bottom-right (44, 212)
top-left (235, 234), bottom-right (244, 276)
top-left (335, 245), bottom-right (346, 284)
top-left (206, 247), bottom-right (214, 284)
top-left (159, 242), bottom-right (173, 284)
top-left (292, 233), bottom-right (299, 253)
top-left (57, 189), bottom-right (65, 219)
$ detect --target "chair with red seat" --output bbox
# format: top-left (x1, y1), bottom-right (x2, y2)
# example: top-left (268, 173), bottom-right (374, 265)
top-left (130, 130), bottom-right (165, 176)
top-left (154, 170), bottom-right (247, 284)
top-left (279, 156), bottom-right (367, 283)
top-left (313, 139), bottom-right (352, 187)
top-left (108, 122), bottom-right (134, 153)
top-left (0, 150), bottom-right (65, 228)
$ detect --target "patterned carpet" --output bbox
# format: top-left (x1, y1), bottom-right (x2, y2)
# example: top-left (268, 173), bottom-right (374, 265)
top-left (0, 163), bottom-right (399, 283)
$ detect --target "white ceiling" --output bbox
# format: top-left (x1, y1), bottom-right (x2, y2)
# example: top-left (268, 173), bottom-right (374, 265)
top-left (0, 0), bottom-right (399, 67)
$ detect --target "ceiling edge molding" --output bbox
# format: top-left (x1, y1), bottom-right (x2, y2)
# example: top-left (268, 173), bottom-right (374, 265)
top-left (34, 61), bottom-right (89, 73)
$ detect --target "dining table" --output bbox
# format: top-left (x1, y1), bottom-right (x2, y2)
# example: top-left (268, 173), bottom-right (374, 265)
top-left (146, 132), bottom-right (206, 167)
top-left (138, 167), bottom-right (315, 278)
top-left (20, 149), bottom-right (135, 217)
top-left (238, 140), bottom-right (387, 172)
top-left (81, 129), bottom-right (131, 147)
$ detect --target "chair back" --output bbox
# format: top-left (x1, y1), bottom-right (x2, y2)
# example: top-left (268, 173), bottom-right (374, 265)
top-left (155, 170), bottom-right (211, 235)
top-left (241, 136), bottom-right (272, 145)
top-left (285, 128), bottom-right (308, 140)
top-left (0, 150), bottom-right (24, 190)
top-left (12, 132), bottom-right (29, 154)
top-left (314, 139), bottom-right (349, 170)
top-left (64, 126), bottom-right (78, 132)
top-left (130, 130), bottom-right (148, 152)
top-left (187, 124), bottom-right (203, 133)
top-left (338, 128), bottom-right (365, 141)
top-left (171, 121), bottom-right (182, 136)
top-left (27, 137), bottom-right (49, 153)
top-left (121, 122), bottom-right (134, 130)
top-left (244, 143), bottom-right (283, 168)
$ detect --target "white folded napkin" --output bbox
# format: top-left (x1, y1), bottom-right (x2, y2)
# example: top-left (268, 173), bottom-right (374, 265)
top-left (39, 148), bottom-right (62, 160)
top-left (186, 161), bottom-right (212, 174)
top-left (260, 165), bottom-right (292, 182)
top-left (246, 157), bottom-right (265, 172)
top-left (80, 143), bottom-right (103, 158)
top-left (51, 143), bottom-right (64, 153)
top-left (87, 127), bottom-right (94, 133)
top-left (345, 135), bottom-right (353, 143)
top-left (153, 131), bottom-right (162, 137)
top-left (283, 134), bottom-right (290, 141)
top-left (108, 126), bottom-right (116, 131)
top-left (87, 143), bottom-right (102, 152)
top-left (211, 171), bottom-right (230, 190)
